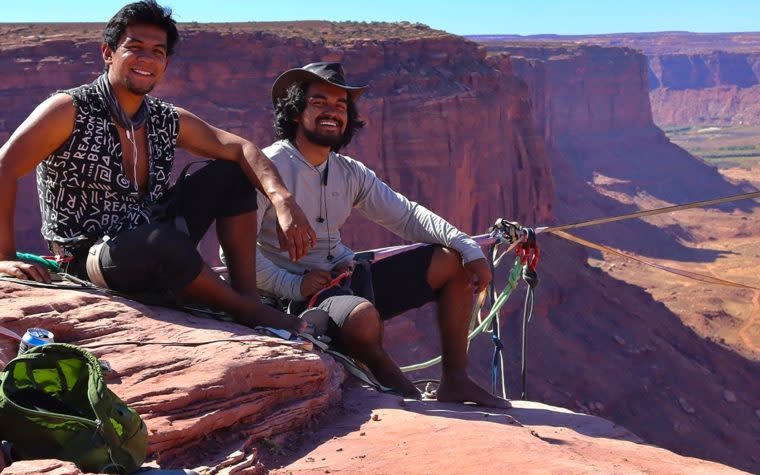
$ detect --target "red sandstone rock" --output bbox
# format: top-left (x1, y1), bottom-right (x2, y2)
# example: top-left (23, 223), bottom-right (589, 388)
top-left (0, 280), bottom-right (345, 472)
top-left (1, 459), bottom-right (93, 475)
top-left (267, 386), bottom-right (746, 475)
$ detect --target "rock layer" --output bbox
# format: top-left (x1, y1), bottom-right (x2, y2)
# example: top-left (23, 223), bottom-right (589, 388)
top-left (474, 32), bottom-right (760, 126)
top-left (0, 280), bottom-right (345, 471)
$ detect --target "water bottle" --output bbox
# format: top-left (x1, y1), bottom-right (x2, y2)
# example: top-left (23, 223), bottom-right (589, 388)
top-left (17, 328), bottom-right (54, 356)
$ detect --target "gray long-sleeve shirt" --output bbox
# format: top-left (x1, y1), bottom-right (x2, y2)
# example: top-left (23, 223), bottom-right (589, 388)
top-left (252, 140), bottom-right (485, 300)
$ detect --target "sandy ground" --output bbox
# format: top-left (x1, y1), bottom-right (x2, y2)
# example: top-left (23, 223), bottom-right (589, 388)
top-left (260, 384), bottom-right (745, 475)
top-left (588, 165), bottom-right (760, 361)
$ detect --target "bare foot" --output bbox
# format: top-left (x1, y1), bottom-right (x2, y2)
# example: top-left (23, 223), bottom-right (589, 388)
top-left (364, 358), bottom-right (422, 399)
top-left (437, 375), bottom-right (511, 409)
top-left (374, 369), bottom-right (421, 399)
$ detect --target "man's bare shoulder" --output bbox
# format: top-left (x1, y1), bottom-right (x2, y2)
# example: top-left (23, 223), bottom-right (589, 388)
top-left (42, 92), bottom-right (75, 113)
top-left (173, 105), bottom-right (191, 116)
top-left (0, 93), bottom-right (77, 176)
top-left (29, 93), bottom-right (76, 128)
top-left (30, 93), bottom-right (77, 138)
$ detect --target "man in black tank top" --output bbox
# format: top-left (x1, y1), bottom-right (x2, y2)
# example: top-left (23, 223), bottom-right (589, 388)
top-left (0, 1), bottom-right (316, 334)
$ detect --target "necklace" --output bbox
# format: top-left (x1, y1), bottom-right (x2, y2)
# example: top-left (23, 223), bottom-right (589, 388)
top-left (94, 73), bottom-right (148, 194)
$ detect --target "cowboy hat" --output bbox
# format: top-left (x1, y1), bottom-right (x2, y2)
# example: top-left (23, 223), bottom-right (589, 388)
top-left (271, 62), bottom-right (368, 106)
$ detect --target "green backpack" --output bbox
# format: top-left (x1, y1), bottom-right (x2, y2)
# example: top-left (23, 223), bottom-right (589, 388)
top-left (0, 343), bottom-right (148, 474)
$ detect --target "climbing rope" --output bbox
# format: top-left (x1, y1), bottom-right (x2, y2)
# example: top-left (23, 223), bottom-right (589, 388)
top-left (488, 242), bottom-right (506, 398)
top-left (399, 258), bottom-right (524, 373)
top-left (552, 229), bottom-right (758, 290)
top-left (400, 220), bottom-right (533, 378)
top-left (537, 190), bottom-right (760, 234)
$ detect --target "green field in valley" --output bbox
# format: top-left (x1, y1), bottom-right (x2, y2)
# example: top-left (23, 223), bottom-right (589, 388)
top-left (664, 125), bottom-right (760, 169)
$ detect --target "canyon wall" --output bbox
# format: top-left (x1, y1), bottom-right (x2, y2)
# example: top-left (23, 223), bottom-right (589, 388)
top-left (649, 51), bottom-right (760, 125)
top-left (475, 32), bottom-right (760, 126)
top-left (0, 24), bottom-right (552, 260)
top-left (484, 43), bottom-right (752, 257)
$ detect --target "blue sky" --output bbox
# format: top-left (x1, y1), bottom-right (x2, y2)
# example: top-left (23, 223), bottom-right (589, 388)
top-left (2, 0), bottom-right (759, 35)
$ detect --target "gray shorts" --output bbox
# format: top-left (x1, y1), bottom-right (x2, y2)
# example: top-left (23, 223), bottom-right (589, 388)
top-left (311, 244), bottom-right (438, 349)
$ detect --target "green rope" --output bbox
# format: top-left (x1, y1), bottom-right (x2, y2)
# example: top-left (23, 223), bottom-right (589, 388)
top-left (400, 258), bottom-right (524, 373)
top-left (15, 252), bottom-right (61, 272)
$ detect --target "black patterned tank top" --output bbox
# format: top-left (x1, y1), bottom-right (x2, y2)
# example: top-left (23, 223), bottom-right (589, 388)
top-left (36, 81), bottom-right (179, 246)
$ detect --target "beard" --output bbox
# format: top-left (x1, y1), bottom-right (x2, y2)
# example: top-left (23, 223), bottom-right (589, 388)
top-left (302, 123), bottom-right (346, 148)
top-left (124, 76), bottom-right (156, 95)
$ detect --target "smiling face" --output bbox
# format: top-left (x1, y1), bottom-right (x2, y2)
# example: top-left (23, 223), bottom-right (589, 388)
top-left (296, 81), bottom-right (349, 149)
top-left (102, 23), bottom-right (169, 96)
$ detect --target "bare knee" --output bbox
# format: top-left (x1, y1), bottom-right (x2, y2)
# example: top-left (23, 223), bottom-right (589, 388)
top-left (341, 302), bottom-right (383, 351)
top-left (427, 246), bottom-right (466, 289)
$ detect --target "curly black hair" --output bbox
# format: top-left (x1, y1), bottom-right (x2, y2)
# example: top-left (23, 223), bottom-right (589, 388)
top-left (103, 1), bottom-right (179, 56)
top-left (274, 82), bottom-right (365, 152)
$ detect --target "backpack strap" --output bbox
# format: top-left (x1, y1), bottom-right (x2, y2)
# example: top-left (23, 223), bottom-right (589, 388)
top-left (1, 440), bottom-right (13, 466)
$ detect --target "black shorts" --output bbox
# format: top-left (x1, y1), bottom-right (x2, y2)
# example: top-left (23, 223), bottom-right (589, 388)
top-left (312, 244), bottom-right (438, 348)
top-left (95, 160), bottom-right (257, 293)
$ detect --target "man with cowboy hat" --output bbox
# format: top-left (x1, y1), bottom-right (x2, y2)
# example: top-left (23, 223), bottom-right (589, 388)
top-left (248, 62), bottom-right (509, 407)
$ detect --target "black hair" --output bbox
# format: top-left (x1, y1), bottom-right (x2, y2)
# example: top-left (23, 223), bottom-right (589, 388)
top-left (274, 81), bottom-right (365, 152)
top-left (103, 1), bottom-right (179, 56)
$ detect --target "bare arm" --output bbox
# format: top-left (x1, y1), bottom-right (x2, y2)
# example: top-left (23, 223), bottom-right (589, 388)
top-left (175, 107), bottom-right (316, 261)
top-left (0, 93), bottom-right (75, 282)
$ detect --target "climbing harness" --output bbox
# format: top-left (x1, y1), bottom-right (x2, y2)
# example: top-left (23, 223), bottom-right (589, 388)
top-left (85, 237), bottom-right (111, 289)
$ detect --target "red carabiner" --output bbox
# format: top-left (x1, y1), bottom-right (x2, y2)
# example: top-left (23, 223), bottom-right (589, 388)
top-left (515, 227), bottom-right (539, 271)
top-left (307, 269), bottom-right (352, 308)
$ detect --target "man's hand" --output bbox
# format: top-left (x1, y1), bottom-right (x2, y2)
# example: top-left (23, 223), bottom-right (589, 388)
top-left (0, 259), bottom-right (51, 284)
top-left (464, 258), bottom-right (492, 294)
top-left (300, 269), bottom-right (331, 298)
top-left (274, 197), bottom-right (317, 262)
